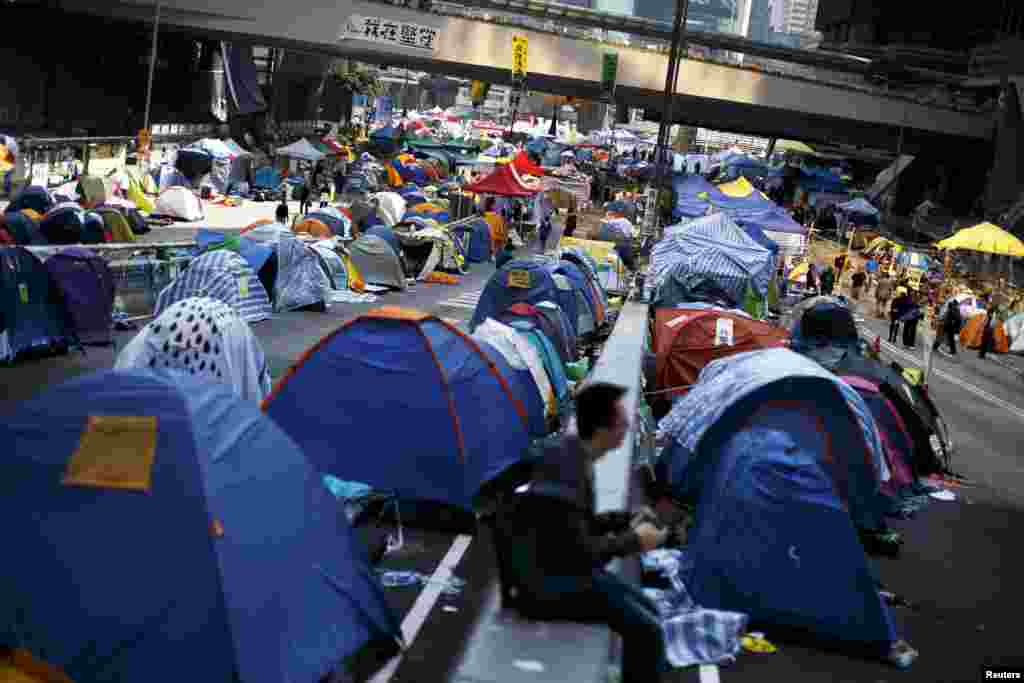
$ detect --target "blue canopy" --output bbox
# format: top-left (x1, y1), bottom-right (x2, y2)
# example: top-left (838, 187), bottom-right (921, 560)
top-left (672, 174), bottom-right (717, 220)
top-left (0, 369), bottom-right (401, 683)
top-left (737, 220), bottom-right (780, 254)
top-left (470, 259), bottom-right (561, 332)
top-left (735, 207), bottom-right (807, 235)
top-left (657, 349), bottom-right (897, 648)
top-left (265, 309), bottom-right (532, 509)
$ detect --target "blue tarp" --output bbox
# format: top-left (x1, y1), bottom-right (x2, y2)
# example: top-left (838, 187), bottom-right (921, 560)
top-left (469, 259), bottom-right (560, 332)
top-left (735, 207), bottom-right (807, 236)
top-left (657, 349), bottom-right (897, 648)
top-left (265, 312), bottom-right (531, 509)
top-left (0, 369), bottom-right (401, 683)
top-left (653, 213), bottom-right (775, 300)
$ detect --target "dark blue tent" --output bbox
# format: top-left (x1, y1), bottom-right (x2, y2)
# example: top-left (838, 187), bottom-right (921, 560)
top-left (8, 185), bottom-right (53, 215)
top-left (790, 295), bottom-right (860, 350)
top-left (253, 167), bottom-right (282, 190)
top-left (1, 210), bottom-right (45, 244)
top-left (0, 369), bottom-right (401, 683)
top-left (0, 246), bottom-right (72, 362)
top-left (450, 218), bottom-right (493, 263)
top-left (672, 174), bottom-right (715, 220)
top-left (469, 259), bottom-right (560, 332)
top-left (195, 229), bottom-right (274, 273)
top-left (265, 308), bottom-right (532, 509)
top-left (736, 219), bottom-right (780, 254)
top-left (657, 349), bottom-right (897, 651)
top-left (365, 225), bottom-right (402, 255)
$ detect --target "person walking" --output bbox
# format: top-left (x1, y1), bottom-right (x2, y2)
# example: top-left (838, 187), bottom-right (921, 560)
top-left (298, 170), bottom-right (312, 216)
top-left (978, 299), bottom-right (1000, 360)
top-left (820, 265), bottom-right (836, 296)
top-left (932, 295), bottom-right (962, 356)
top-left (875, 273), bottom-right (894, 319)
top-left (805, 263), bottom-right (818, 293)
top-left (901, 292), bottom-right (923, 349)
top-left (889, 287), bottom-right (911, 344)
top-left (851, 269), bottom-right (867, 301)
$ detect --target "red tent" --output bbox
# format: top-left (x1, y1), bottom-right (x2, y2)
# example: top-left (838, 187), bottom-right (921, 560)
top-left (463, 164), bottom-right (539, 197)
top-left (511, 150), bottom-right (545, 177)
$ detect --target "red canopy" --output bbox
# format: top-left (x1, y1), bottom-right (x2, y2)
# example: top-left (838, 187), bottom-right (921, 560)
top-left (511, 150), bottom-right (545, 177)
top-left (463, 164), bottom-right (539, 197)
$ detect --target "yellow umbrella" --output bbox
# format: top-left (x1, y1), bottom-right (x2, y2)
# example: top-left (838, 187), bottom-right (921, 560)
top-left (717, 177), bottom-right (755, 198)
top-left (775, 139), bottom-right (816, 155)
top-left (935, 222), bottom-right (1024, 257)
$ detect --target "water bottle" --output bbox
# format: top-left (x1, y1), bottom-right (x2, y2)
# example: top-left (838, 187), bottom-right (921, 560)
top-left (379, 571), bottom-right (421, 588)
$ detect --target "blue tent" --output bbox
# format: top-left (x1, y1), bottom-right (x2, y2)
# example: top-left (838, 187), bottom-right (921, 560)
top-left (365, 225), bottom-right (402, 255)
top-left (790, 295), bottom-right (860, 351)
top-left (265, 308), bottom-right (531, 509)
top-left (657, 349), bottom-right (897, 649)
top-left (449, 218), bottom-right (493, 263)
top-left (0, 369), bottom-right (401, 683)
top-left (253, 167), bottom-right (282, 190)
top-left (672, 174), bottom-right (715, 220)
top-left (470, 259), bottom-right (561, 332)
top-left (721, 154), bottom-right (771, 180)
top-left (736, 207), bottom-right (806, 236)
top-left (554, 260), bottom-right (599, 332)
top-left (195, 228), bottom-right (275, 272)
top-left (736, 220), bottom-right (780, 254)
top-left (505, 319), bottom-right (571, 415)
top-left (0, 246), bottom-right (73, 363)
top-left (8, 185), bottom-right (53, 215)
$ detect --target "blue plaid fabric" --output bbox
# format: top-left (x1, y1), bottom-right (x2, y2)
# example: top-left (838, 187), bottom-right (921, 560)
top-left (642, 550), bottom-right (748, 669)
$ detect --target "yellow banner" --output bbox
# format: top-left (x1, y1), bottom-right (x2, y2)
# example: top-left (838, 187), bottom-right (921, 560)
top-left (512, 35), bottom-right (528, 78)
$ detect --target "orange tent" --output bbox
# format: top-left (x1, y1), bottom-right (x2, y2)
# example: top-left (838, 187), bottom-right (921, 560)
top-left (653, 308), bottom-right (789, 398)
top-left (293, 218), bottom-right (332, 239)
top-left (959, 313), bottom-right (1009, 353)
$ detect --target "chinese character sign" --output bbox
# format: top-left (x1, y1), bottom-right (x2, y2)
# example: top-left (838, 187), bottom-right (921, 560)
top-left (341, 15), bottom-right (439, 51)
top-left (511, 35), bottom-right (528, 82)
top-left (601, 52), bottom-right (618, 102)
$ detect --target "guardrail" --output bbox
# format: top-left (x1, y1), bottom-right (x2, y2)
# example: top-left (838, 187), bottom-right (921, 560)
top-left (449, 301), bottom-right (649, 683)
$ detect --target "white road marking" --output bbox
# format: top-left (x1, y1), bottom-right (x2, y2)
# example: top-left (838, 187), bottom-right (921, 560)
top-left (699, 664), bottom-right (722, 683)
top-left (865, 328), bottom-right (1024, 423)
top-left (439, 289), bottom-right (483, 311)
top-left (369, 534), bottom-right (474, 683)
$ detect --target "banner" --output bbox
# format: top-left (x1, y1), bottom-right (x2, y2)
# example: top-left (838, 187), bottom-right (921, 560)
top-left (470, 81), bottom-right (491, 108)
top-left (512, 35), bottom-right (528, 85)
top-left (341, 15), bottom-right (440, 51)
top-left (601, 52), bottom-right (619, 103)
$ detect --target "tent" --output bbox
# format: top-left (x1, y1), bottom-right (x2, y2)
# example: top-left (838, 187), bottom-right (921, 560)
top-left (155, 251), bottom-right (273, 324)
top-left (0, 369), bottom-right (402, 683)
top-left (374, 192), bottom-right (407, 228)
top-left (475, 338), bottom-right (547, 439)
top-left (274, 236), bottom-right (332, 312)
top-left (790, 295), bottom-right (860, 352)
top-left (553, 260), bottom-right (600, 334)
top-left (653, 308), bottom-right (788, 399)
top-left (393, 225), bottom-right (464, 280)
top-left (276, 138), bottom-right (326, 162)
top-left (672, 174), bottom-right (717, 220)
top-left (463, 164), bottom-right (540, 197)
top-left (498, 302), bottom-right (573, 365)
top-left (0, 211), bottom-right (44, 245)
top-left (45, 247), bottom-right (115, 345)
top-left (294, 217), bottom-right (333, 239)
top-left (448, 217), bottom-right (493, 263)
top-left (115, 297), bottom-right (273, 401)
top-left (837, 197), bottom-right (879, 217)
top-left (469, 259), bottom-right (561, 332)
top-left (156, 186), bottom-right (204, 221)
top-left (348, 234), bottom-right (407, 290)
top-left (959, 312), bottom-right (1010, 353)
top-left (473, 317), bottom-right (556, 427)
top-left (652, 213), bottom-right (775, 303)
top-left (94, 207), bottom-right (138, 242)
top-left (656, 349), bottom-right (899, 651)
top-left (840, 375), bottom-right (917, 500)
top-left (311, 240), bottom-right (349, 290)
top-left (8, 185), bottom-right (53, 215)
top-left (39, 204), bottom-right (85, 244)
top-left (1005, 312), bottom-right (1024, 354)
top-left (511, 150), bottom-right (545, 177)
top-left (306, 208), bottom-right (351, 237)
top-left (831, 352), bottom-right (951, 476)
top-left (0, 247), bottom-right (72, 363)
top-left (263, 307), bottom-right (531, 509)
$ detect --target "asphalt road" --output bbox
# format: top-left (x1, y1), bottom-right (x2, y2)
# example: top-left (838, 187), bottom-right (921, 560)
top-left (7, 242), bottom-right (1024, 682)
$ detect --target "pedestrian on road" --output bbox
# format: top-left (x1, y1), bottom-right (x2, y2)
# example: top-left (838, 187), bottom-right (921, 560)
top-left (875, 273), bottom-right (894, 319)
top-left (805, 263), bottom-right (818, 293)
top-left (978, 300), bottom-right (1000, 360)
top-left (275, 203), bottom-right (289, 226)
top-left (564, 203), bottom-right (578, 239)
top-left (865, 257), bottom-right (879, 289)
top-left (820, 265), bottom-right (836, 296)
top-left (499, 383), bottom-right (669, 683)
top-left (851, 269), bottom-right (867, 301)
top-left (298, 171), bottom-right (312, 216)
top-left (932, 296), bottom-right (962, 356)
top-left (900, 292), bottom-right (923, 349)
top-left (889, 287), bottom-right (911, 344)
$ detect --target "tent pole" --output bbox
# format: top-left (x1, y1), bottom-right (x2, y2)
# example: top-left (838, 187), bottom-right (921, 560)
top-left (143, 0), bottom-right (162, 172)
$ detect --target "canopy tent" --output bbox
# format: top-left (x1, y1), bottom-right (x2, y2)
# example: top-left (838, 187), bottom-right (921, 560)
top-left (672, 175), bottom-right (719, 220)
top-left (276, 139), bottom-right (326, 162)
top-left (0, 369), bottom-right (402, 683)
top-left (263, 308), bottom-right (531, 509)
top-left (511, 150), bottom-right (545, 177)
top-left (463, 164), bottom-right (540, 197)
top-left (656, 349), bottom-right (898, 653)
top-left (934, 222), bottom-right (1024, 256)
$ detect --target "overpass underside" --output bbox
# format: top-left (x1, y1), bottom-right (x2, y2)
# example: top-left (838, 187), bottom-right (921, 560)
top-left (65, 0), bottom-right (992, 154)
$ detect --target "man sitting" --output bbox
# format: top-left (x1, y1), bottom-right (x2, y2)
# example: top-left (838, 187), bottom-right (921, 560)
top-left (500, 383), bottom-right (669, 683)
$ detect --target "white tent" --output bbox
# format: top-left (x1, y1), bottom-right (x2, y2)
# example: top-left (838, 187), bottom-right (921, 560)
top-left (276, 139), bottom-right (326, 162)
top-left (156, 186), bottom-right (204, 221)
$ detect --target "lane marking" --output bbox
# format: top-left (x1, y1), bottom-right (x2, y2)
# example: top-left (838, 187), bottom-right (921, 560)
top-left (863, 327), bottom-right (1024, 423)
top-left (699, 664), bottom-right (721, 683)
top-left (369, 534), bottom-right (474, 683)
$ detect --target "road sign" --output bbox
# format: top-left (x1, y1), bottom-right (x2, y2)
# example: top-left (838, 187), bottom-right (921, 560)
top-left (601, 52), bottom-right (619, 103)
top-left (512, 35), bottom-right (528, 87)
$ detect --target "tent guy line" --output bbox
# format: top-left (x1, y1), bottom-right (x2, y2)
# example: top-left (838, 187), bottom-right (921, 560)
top-left (369, 534), bottom-right (474, 683)
top-left (868, 329), bottom-right (1024, 423)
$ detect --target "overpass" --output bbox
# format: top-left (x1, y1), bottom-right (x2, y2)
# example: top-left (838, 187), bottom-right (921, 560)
top-left (67, 0), bottom-right (993, 153)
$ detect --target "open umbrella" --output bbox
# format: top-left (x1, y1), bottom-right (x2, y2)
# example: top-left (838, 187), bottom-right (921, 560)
top-left (935, 222), bottom-right (1024, 257)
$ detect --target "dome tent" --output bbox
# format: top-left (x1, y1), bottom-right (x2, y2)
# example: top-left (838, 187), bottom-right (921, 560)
top-left (348, 234), bottom-right (407, 290)
top-left (264, 307), bottom-right (531, 510)
top-left (155, 251), bottom-right (272, 324)
top-left (0, 369), bottom-right (401, 683)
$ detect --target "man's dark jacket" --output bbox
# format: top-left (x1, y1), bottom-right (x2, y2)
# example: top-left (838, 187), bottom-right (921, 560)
top-left (502, 435), bottom-right (641, 611)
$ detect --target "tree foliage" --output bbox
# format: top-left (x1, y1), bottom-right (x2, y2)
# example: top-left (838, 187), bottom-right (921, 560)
top-left (329, 61), bottom-right (387, 98)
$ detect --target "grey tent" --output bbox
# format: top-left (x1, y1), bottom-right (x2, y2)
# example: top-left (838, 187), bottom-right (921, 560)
top-left (349, 235), bottom-right (407, 290)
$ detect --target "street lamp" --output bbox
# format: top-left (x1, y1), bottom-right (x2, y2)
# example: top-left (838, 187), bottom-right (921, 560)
top-left (652, 0), bottom-right (690, 236)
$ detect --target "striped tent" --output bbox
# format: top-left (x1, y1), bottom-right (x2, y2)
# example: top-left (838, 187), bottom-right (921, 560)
top-left (155, 251), bottom-right (272, 324)
top-left (649, 213), bottom-right (775, 303)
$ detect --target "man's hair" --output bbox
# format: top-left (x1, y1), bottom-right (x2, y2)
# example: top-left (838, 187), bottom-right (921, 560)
top-left (275, 203), bottom-right (289, 222)
top-left (576, 382), bottom-right (628, 441)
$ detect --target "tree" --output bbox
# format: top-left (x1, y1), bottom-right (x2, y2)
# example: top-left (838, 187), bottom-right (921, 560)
top-left (328, 61), bottom-right (388, 123)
